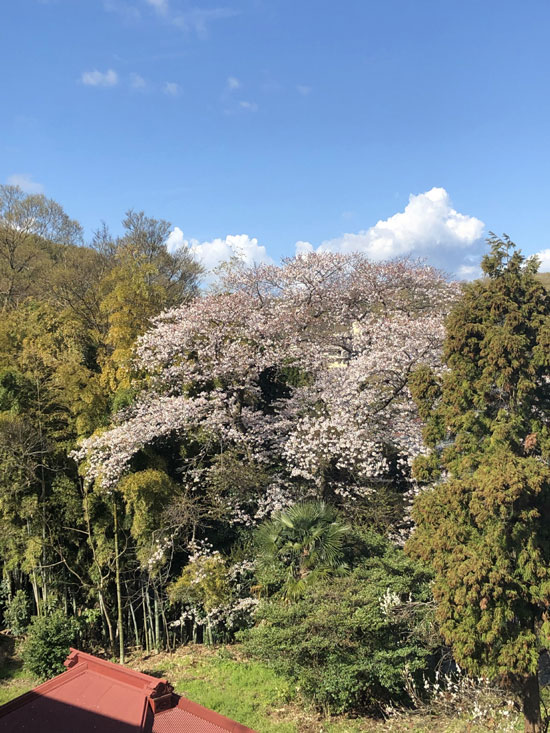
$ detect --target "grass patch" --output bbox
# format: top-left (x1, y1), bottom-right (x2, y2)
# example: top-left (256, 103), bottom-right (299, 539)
top-left (129, 645), bottom-right (526, 732)
top-left (0, 658), bottom-right (36, 706)
top-left (0, 643), bottom-right (528, 731)
top-left (134, 646), bottom-right (299, 732)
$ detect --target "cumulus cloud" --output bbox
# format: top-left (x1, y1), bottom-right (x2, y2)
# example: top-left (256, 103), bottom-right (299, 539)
top-left (165, 189), bottom-right (485, 283)
top-left (297, 188), bottom-right (485, 277)
top-left (534, 248), bottom-right (550, 272)
top-left (7, 173), bottom-right (44, 194)
top-left (456, 263), bottom-right (482, 280)
top-left (227, 76), bottom-right (240, 90)
top-left (166, 228), bottom-right (272, 272)
top-left (165, 227), bottom-right (186, 253)
top-left (163, 81), bottom-right (181, 96)
top-left (81, 69), bottom-right (118, 87)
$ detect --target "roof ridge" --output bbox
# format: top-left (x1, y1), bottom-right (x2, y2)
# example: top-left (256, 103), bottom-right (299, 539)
top-left (65, 649), bottom-right (171, 695)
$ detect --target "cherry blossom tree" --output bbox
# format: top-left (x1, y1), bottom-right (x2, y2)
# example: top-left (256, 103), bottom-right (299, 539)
top-left (75, 252), bottom-right (457, 531)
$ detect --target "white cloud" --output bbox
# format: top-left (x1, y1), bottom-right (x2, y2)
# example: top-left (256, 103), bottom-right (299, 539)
top-left (163, 81), bottom-right (181, 96)
top-left (166, 228), bottom-right (272, 272)
top-left (297, 188), bottom-right (484, 276)
top-left (239, 100), bottom-right (258, 112)
top-left (81, 69), bottom-right (118, 87)
top-left (295, 240), bottom-right (314, 256)
top-left (227, 76), bottom-right (240, 90)
top-left (166, 189), bottom-right (484, 282)
top-left (297, 84), bottom-right (312, 96)
top-left (534, 248), bottom-right (550, 272)
top-left (7, 173), bottom-right (44, 194)
top-left (456, 263), bottom-right (482, 279)
top-left (103, 0), bottom-right (141, 21)
top-left (173, 7), bottom-right (238, 39)
top-left (130, 73), bottom-right (147, 89)
top-left (165, 227), bottom-right (186, 253)
top-left (145, 0), bottom-right (168, 13)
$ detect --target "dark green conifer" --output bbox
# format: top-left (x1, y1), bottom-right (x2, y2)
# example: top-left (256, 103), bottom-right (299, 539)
top-left (407, 235), bottom-right (550, 733)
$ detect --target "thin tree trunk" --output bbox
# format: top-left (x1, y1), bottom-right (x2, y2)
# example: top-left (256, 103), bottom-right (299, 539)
top-left (128, 592), bottom-right (140, 650)
top-left (99, 590), bottom-right (114, 654)
top-left (522, 673), bottom-right (542, 733)
top-left (160, 601), bottom-right (170, 651)
top-left (113, 501), bottom-right (124, 664)
top-left (145, 588), bottom-right (155, 652)
top-left (154, 588), bottom-right (160, 650)
top-left (142, 584), bottom-right (150, 653)
top-left (30, 569), bottom-right (41, 616)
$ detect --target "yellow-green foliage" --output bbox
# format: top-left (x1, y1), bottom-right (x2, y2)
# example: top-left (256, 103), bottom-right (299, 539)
top-left (118, 469), bottom-right (174, 545)
top-left (169, 553), bottom-right (230, 612)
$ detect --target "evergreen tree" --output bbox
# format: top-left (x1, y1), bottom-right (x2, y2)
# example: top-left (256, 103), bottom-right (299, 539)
top-left (407, 236), bottom-right (550, 733)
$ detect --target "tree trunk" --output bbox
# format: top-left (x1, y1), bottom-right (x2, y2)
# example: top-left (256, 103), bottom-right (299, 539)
top-left (30, 569), bottom-right (41, 616)
top-left (128, 591), bottom-right (140, 650)
top-left (113, 501), bottom-right (124, 664)
top-left (522, 673), bottom-right (541, 733)
top-left (154, 590), bottom-right (160, 651)
top-left (99, 589), bottom-right (114, 654)
top-left (145, 588), bottom-right (155, 652)
top-left (141, 584), bottom-right (150, 653)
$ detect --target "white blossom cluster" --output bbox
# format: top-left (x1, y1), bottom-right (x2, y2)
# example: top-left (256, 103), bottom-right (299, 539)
top-left (146, 534), bottom-right (174, 572)
top-left (379, 587), bottom-right (403, 616)
top-left (401, 666), bottom-right (518, 731)
top-left (170, 541), bottom-right (258, 633)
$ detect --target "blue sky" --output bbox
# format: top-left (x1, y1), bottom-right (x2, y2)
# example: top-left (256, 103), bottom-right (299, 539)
top-left (2, 0), bottom-right (550, 276)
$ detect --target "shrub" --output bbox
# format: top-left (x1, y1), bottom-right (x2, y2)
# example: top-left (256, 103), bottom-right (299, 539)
top-left (22, 610), bottom-right (79, 679)
top-left (3, 589), bottom-right (31, 636)
top-left (169, 552), bottom-right (231, 612)
top-left (169, 550), bottom-right (258, 644)
top-left (240, 535), bottom-right (438, 714)
top-left (255, 501), bottom-right (350, 600)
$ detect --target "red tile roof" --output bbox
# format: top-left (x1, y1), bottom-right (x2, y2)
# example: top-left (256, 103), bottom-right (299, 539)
top-left (0, 649), bottom-right (255, 733)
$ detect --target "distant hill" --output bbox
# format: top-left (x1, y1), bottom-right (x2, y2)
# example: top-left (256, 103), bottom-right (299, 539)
top-left (537, 272), bottom-right (550, 290)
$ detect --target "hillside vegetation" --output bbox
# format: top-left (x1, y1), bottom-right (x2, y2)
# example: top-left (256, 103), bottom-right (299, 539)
top-left (1, 188), bottom-right (550, 731)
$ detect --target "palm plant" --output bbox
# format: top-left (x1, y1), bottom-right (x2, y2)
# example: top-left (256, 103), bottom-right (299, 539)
top-left (255, 501), bottom-right (350, 600)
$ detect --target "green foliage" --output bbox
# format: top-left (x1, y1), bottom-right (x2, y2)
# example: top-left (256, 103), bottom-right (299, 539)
top-left (99, 210), bottom-right (201, 391)
top-left (0, 369), bottom-right (33, 413)
top-left (3, 590), bottom-right (31, 636)
top-left (169, 553), bottom-right (231, 612)
top-left (110, 386), bottom-right (138, 414)
top-left (118, 469), bottom-right (175, 550)
top-left (22, 611), bottom-right (79, 679)
top-left (242, 538), bottom-right (435, 714)
top-left (407, 237), bottom-right (550, 718)
top-left (206, 450), bottom-right (271, 521)
top-left (255, 501), bottom-right (350, 599)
